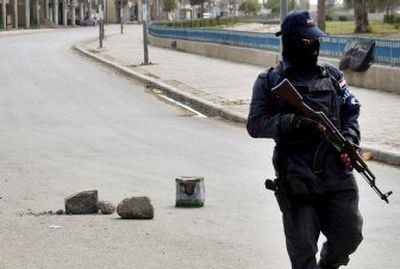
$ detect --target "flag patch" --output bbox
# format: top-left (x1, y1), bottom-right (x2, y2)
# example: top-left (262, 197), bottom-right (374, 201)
top-left (339, 79), bottom-right (347, 88)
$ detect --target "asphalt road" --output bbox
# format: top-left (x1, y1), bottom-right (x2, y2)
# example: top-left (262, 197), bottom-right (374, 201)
top-left (0, 26), bottom-right (399, 268)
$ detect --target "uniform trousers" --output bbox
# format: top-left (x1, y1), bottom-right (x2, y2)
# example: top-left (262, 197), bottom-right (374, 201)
top-left (283, 190), bottom-right (363, 269)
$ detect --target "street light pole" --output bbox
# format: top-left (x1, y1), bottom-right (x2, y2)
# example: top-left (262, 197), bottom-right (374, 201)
top-left (120, 0), bottom-right (124, 34)
top-left (99, 0), bottom-right (104, 48)
top-left (142, 0), bottom-right (149, 64)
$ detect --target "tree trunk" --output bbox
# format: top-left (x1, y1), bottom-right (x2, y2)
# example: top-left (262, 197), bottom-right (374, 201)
top-left (354, 0), bottom-right (369, 33)
top-left (317, 0), bottom-right (325, 32)
top-left (200, 2), bottom-right (204, 18)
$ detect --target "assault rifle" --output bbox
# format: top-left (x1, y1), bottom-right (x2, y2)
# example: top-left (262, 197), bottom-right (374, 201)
top-left (271, 79), bottom-right (392, 203)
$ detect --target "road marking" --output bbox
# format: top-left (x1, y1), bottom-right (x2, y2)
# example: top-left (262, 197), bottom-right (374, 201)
top-left (156, 92), bottom-right (208, 118)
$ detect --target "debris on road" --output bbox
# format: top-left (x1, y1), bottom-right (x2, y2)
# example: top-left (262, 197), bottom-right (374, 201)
top-left (117, 196), bottom-right (154, 219)
top-left (48, 225), bottom-right (61, 229)
top-left (363, 151), bottom-right (373, 161)
top-left (56, 209), bottom-right (64, 215)
top-left (65, 190), bottom-right (98, 214)
top-left (175, 176), bottom-right (205, 207)
top-left (97, 201), bottom-right (115, 215)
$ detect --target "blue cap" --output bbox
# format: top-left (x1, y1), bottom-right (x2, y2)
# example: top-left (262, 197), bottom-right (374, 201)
top-left (275, 10), bottom-right (325, 39)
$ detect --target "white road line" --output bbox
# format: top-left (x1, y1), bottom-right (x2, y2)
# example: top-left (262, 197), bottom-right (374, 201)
top-left (157, 94), bottom-right (208, 118)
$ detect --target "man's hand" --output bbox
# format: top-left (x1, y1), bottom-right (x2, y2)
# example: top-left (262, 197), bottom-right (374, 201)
top-left (340, 140), bottom-right (361, 171)
top-left (340, 152), bottom-right (354, 170)
top-left (290, 114), bottom-right (325, 136)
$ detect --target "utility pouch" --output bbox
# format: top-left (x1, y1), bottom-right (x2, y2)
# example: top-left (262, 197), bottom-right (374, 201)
top-left (265, 178), bottom-right (291, 214)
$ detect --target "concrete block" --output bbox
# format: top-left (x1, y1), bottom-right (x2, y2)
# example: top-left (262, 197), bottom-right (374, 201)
top-left (176, 176), bottom-right (205, 207)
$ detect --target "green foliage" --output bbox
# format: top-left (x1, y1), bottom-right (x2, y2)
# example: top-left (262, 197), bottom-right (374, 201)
top-left (159, 17), bottom-right (239, 28)
top-left (266, 0), bottom-right (297, 15)
top-left (189, 0), bottom-right (205, 6)
top-left (239, 0), bottom-right (261, 16)
top-left (384, 14), bottom-right (400, 24)
top-left (189, 0), bottom-right (211, 17)
top-left (326, 20), bottom-right (399, 37)
top-left (344, 0), bottom-right (352, 8)
top-left (266, 0), bottom-right (280, 14)
top-left (369, 0), bottom-right (400, 13)
top-left (345, 0), bottom-right (400, 13)
top-left (339, 15), bottom-right (348, 22)
top-left (164, 0), bottom-right (177, 12)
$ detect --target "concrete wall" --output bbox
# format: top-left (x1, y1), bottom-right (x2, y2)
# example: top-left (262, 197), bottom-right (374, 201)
top-left (148, 35), bottom-right (400, 94)
top-left (148, 35), bottom-right (279, 71)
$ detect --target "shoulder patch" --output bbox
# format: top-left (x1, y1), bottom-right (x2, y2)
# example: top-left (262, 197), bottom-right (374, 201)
top-left (338, 78), bottom-right (351, 99)
top-left (339, 79), bottom-right (346, 88)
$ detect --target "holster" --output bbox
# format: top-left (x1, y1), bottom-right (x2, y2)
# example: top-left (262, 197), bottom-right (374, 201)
top-left (265, 178), bottom-right (291, 214)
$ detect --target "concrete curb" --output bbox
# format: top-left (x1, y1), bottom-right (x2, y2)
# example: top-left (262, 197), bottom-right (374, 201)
top-left (362, 146), bottom-right (400, 166)
top-left (73, 41), bottom-right (246, 124)
top-left (72, 40), bottom-right (399, 167)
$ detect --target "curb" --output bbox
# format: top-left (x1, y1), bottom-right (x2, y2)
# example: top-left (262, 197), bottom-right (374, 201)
top-left (362, 146), bottom-right (400, 166)
top-left (73, 41), bottom-right (246, 125)
top-left (72, 40), bottom-right (399, 167)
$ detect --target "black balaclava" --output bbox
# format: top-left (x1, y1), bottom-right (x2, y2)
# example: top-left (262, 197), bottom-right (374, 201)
top-left (282, 33), bottom-right (320, 70)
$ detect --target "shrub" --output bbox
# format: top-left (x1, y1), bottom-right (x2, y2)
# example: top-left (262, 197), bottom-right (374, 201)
top-left (158, 17), bottom-right (239, 28)
top-left (383, 14), bottom-right (400, 24)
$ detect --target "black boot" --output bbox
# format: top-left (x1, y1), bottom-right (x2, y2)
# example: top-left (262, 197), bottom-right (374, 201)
top-left (318, 260), bottom-right (339, 269)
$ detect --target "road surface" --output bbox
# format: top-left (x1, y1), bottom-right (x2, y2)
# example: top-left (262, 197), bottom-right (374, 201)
top-left (0, 26), bottom-right (399, 268)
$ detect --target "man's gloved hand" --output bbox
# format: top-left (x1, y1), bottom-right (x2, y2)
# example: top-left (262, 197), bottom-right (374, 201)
top-left (340, 152), bottom-right (353, 170)
top-left (340, 139), bottom-right (359, 171)
top-left (290, 114), bottom-right (324, 136)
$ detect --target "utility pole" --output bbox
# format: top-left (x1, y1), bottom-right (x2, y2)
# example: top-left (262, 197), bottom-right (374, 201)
top-left (62, 0), bottom-right (67, 26)
top-left (98, 0), bottom-right (104, 48)
top-left (36, 0), bottom-right (40, 26)
top-left (25, 0), bottom-right (30, 29)
top-left (14, 0), bottom-right (18, 29)
top-left (279, 0), bottom-right (288, 57)
top-left (88, 0), bottom-right (92, 20)
top-left (2, 0), bottom-right (7, 30)
top-left (142, 0), bottom-right (149, 64)
top-left (120, 0), bottom-right (123, 34)
top-left (71, 0), bottom-right (76, 26)
top-left (156, 0), bottom-right (159, 20)
top-left (54, 0), bottom-right (59, 25)
top-left (79, 0), bottom-right (83, 22)
top-left (45, 0), bottom-right (49, 20)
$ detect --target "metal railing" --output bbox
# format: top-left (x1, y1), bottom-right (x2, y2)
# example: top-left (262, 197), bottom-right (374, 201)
top-left (148, 24), bottom-right (400, 66)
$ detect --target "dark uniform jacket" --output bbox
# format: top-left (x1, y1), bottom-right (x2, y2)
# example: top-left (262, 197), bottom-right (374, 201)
top-left (247, 61), bottom-right (361, 194)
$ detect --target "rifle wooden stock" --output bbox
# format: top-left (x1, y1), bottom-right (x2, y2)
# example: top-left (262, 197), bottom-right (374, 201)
top-left (272, 79), bottom-right (317, 120)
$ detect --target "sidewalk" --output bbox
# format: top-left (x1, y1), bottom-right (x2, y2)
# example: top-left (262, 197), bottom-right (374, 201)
top-left (0, 28), bottom-right (55, 38)
top-left (74, 24), bottom-right (400, 165)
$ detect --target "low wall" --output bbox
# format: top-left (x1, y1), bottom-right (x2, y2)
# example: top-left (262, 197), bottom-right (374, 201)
top-left (149, 34), bottom-right (400, 94)
top-left (148, 35), bottom-right (279, 70)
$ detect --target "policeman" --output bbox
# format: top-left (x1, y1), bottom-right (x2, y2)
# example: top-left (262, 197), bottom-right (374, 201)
top-left (247, 10), bottom-right (363, 269)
